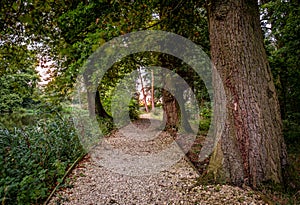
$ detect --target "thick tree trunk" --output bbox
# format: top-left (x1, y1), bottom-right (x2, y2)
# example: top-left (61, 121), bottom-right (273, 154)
top-left (162, 74), bottom-right (193, 134)
top-left (207, 0), bottom-right (287, 187)
top-left (176, 86), bottom-right (194, 133)
top-left (160, 56), bottom-right (194, 134)
top-left (162, 88), bottom-right (179, 135)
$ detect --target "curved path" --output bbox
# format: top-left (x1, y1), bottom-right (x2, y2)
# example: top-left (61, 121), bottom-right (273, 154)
top-left (49, 116), bottom-right (266, 205)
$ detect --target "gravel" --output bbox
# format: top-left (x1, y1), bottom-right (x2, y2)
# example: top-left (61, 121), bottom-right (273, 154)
top-left (49, 118), bottom-right (268, 205)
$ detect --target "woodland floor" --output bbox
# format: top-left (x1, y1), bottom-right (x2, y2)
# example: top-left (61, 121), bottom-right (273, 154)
top-left (48, 115), bottom-right (267, 205)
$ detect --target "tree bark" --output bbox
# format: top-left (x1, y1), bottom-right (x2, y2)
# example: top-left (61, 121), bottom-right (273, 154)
top-left (176, 86), bottom-right (194, 133)
top-left (151, 70), bottom-right (155, 111)
top-left (206, 0), bottom-right (287, 187)
top-left (95, 90), bottom-right (112, 119)
top-left (162, 81), bottom-right (194, 134)
top-left (162, 88), bottom-right (179, 135)
top-left (83, 72), bottom-right (95, 117)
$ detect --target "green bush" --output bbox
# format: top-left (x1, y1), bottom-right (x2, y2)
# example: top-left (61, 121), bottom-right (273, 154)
top-left (112, 97), bottom-right (140, 127)
top-left (198, 103), bottom-right (212, 134)
top-left (128, 98), bottom-right (140, 120)
top-left (199, 119), bottom-right (211, 133)
top-left (200, 105), bottom-right (212, 120)
top-left (0, 115), bottom-right (85, 204)
top-left (96, 116), bottom-right (114, 136)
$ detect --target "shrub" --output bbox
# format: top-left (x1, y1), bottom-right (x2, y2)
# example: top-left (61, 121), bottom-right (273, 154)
top-left (111, 97), bottom-right (140, 127)
top-left (0, 115), bottom-right (85, 204)
top-left (199, 119), bottom-right (211, 133)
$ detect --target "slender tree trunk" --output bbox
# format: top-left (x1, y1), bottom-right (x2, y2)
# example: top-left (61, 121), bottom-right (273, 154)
top-left (206, 0), bottom-right (287, 187)
top-left (95, 90), bottom-right (112, 119)
top-left (83, 73), bottom-right (96, 117)
top-left (85, 89), bottom-right (112, 118)
top-left (86, 90), bottom-right (95, 117)
top-left (83, 73), bottom-right (111, 118)
top-left (138, 67), bottom-right (149, 112)
top-left (151, 70), bottom-right (155, 111)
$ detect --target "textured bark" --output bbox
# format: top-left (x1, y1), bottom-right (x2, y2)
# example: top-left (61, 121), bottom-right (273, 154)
top-left (207, 0), bottom-right (287, 187)
top-left (162, 88), bottom-right (179, 135)
top-left (176, 86), bottom-right (194, 133)
top-left (162, 78), bottom-right (193, 134)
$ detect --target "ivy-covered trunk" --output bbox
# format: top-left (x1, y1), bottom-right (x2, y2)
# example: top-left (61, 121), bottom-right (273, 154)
top-left (206, 0), bottom-right (287, 187)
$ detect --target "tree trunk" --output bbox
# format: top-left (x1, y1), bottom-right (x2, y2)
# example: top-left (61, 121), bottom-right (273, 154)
top-left (176, 86), bottom-right (194, 133)
top-left (151, 70), bottom-right (155, 111)
top-left (162, 88), bottom-right (179, 136)
top-left (83, 73), bottom-right (111, 118)
top-left (206, 0), bottom-right (287, 187)
top-left (162, 79), bottom-right (194, 134)
top-left (83, 72), bottom-right (96, 117)
top-left (138, 67), bottom-right (149, 113)
top-left (95, 90), bottom-right (112, 119)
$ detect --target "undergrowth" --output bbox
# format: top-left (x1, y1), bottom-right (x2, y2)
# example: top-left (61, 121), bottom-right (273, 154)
top-left (0, 115), bottom-right (85, 204)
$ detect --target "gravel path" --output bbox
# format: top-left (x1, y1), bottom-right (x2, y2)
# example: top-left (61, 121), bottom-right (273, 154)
top-left (49, 117), bottom-right (267, 205)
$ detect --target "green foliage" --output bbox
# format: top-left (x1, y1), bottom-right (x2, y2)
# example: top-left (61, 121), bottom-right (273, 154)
top-left (128, 98), bottom-right (140, 120)
top-left (45, 0), bottom-right (210, 114)
top-left (0, 113), bottom-right (40, 129)
top-left (0, 44), bottom-right (39, 113)
top-left (0, 73), bottom-right (37, 112)
top-left (197, 103), bottom-right (212, 134)
top-left (199, 119), bottom-right (211, 134)
top-left (111, 96), bottom-right (140, 127)
top-left (283, 117), bottom-right (300, 145)
top-left (200, 103), bottom-right (212, 120)
top-left (45, 1), bottom-right (118, 102)
top-left (261, 0), bottom-right (300, 146)
top-left (261, 0), bottom-right (300, 198)
top-left (96, 116), bottom-right (114, 136)
top-left (0, 115), bottom-right (85, 204)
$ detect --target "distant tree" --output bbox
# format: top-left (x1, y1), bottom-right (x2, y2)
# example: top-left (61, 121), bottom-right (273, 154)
top-left (151, 70), bottom-right (155, 111)
top-left (138, 67), bottom-right (149, 113)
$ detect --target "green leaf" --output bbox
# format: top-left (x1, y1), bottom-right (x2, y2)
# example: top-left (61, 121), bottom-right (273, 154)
top-left (12, 2), bottom-right (19, 11)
